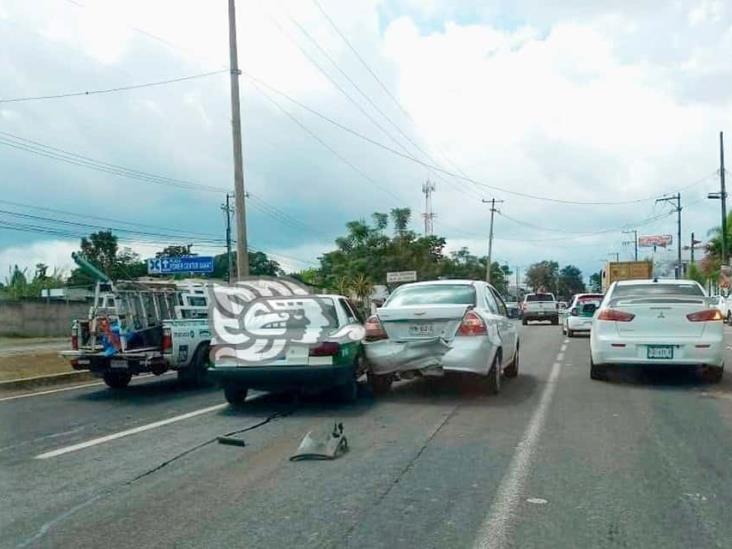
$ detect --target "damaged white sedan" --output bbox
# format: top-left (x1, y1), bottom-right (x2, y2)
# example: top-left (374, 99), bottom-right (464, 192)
top-left (363, 280), bottom-right (519, 394)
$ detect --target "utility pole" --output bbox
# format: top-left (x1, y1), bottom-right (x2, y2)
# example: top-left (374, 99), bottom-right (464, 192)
top-left (482, 198), bottom-right (504, 283)
top-left (690, 232), bottom-right (695, 264)
top-left (421, 180), bottom-right (436, 235)
top-left (221, 193), bottom-right (234, 283)
top-left (709, 132), bottom-right (728, 266)
top-left (515, 266), bottom-right (520, 298)
top-left (657, 193), bottom-right (682, 278)
top-left (622, 229), bottom-right (638, 261)
top-left (228, 0), bottom-right (249, 278)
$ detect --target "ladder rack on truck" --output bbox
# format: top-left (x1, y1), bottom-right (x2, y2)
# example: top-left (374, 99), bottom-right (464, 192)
top-left (62, 279), bottom-right (212, 388)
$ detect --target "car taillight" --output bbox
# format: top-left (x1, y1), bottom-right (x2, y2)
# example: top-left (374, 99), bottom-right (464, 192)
top-left (365, 315), bottom-right (388, 341)
top-left (71, 334), bottom-right (79, 350)
top-left (687, 309), bottom-right (724, 322)
top-left (162, 327), bottom-right (172, 351)
top-left (597, 309), bottom-right (635, 322)
top-left (309, 341), bottom-right (341, 356)
top-left (570, 307), bottom-right (578, 316)
top-left (458, 310), bottom-right (488, 336)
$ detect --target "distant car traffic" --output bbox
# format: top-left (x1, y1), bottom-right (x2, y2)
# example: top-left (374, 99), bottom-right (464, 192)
top-left (590, 279), bottom-right (724, 382)
top-left (364, 280), bottom-right (519, 395)
top-left (521, 292), bottom-right (559, 325)
top-left (561, 293), bottom-right (603, 337)
top-left (209, 294), bottom-right (366, 407)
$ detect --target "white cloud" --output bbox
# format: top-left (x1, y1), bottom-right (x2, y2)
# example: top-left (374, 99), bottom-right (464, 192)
top-left (0, 240), bottom-right (77, 280)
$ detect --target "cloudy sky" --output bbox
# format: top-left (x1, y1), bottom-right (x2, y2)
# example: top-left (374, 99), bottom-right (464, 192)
top-left (1, 0), bottom-right (731, 283)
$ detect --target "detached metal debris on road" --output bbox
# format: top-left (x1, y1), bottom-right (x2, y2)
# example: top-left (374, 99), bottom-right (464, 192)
top-left (290, 422), bottom-right (348, 461)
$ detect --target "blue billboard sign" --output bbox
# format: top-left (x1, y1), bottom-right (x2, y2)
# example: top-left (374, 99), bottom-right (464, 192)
top-left (147, 256), bottom-right (214, 275)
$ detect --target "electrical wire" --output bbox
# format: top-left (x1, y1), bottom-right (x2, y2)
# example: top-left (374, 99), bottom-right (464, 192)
top-left (0, 70), bottom-right (228, 104)
top-left (242, 72), bottom-right (711, 206)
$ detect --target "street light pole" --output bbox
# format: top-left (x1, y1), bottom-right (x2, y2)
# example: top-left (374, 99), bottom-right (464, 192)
top-left (228, 0), bottom-right (249, 279)
top-left (622, 229), bottom-right (638, 261)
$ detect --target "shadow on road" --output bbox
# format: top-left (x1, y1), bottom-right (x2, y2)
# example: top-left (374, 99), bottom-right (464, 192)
top-left (75, 376), bottom-right (219, 404)
top-left (370, 372), bottom-right (540, 408)
top-left (602, 366), bottom-right (723, 389)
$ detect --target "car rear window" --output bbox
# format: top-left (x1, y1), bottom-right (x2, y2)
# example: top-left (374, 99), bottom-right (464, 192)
top-left (612, 283), bottom-right (704, 298)
top-left (525, 294), bottom-right (554, 302)
top-left (386, 284), bottom-right (476, 307)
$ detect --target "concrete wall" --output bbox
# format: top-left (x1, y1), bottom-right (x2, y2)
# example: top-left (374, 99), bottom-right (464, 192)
top-left (0, 301), bottom-right (89, 337)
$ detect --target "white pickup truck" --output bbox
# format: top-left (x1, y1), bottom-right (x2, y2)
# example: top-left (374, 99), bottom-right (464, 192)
top-left (62, 279), bottom-right (212, 388)
top-left (521, 292), bottom-right (559, 325)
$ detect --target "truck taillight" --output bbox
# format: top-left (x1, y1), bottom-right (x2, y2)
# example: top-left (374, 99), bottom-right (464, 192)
top-left (71, 334), bottom-right (79, 350)
top-left (365, 315), bottom-right (388, 341)
top-left (458, 310), bottom-right (488, 336)
top-left (162, 327), bottom-right (172, 351)
top-left (309, 342), bottom-right (341, 356)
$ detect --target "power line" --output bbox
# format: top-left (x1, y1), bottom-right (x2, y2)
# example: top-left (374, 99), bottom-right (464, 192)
top-left (248, 79), bottom-right (406, 203)
top-left (242, 71), bottom-right (711, 206)
top-left (0, 131), bottom-right (334, 238)
top-left (0, 70), bottom-right (228, 104)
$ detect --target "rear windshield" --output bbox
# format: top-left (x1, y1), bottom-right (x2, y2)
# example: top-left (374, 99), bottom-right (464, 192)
top-left (525, 294), bottom-right (555, 302)
top-left (386, 284), bottom-right (476, 307)
top-left (611, 283), bottom-right (704, 298)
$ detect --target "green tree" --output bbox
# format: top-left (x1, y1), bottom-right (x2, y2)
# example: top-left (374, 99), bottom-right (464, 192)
top-left (557, 265), bottom-right (585, 300)
top-left (212, 251), bottom-right (284, 279)
top-left (67, 231), bottom-right (146, 284)
top-left (524, 260), bottom-right (559, 292)
top-left (1, 264), bottom-right (66, 300)
top-left (688, 262), bottom-right (706, 287)
top-left (589, 272), bottom-right (602, 292)
top-left (156, 245), bottom-right (192, 258)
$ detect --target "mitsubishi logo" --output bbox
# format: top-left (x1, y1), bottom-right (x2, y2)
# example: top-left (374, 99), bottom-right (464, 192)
top-left (657, 312), bottom-right (665, 319)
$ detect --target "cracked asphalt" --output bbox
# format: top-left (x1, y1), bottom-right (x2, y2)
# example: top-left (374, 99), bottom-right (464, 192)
top-left (3, 323), bottom-right (732, 548)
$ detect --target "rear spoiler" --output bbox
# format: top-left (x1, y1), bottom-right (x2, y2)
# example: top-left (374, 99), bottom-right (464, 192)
top-left (610, 295), bottom-right (708, 307)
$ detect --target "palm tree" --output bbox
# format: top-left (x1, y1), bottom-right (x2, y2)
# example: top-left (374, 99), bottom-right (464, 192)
top-left (351, 273), bottom-right (374, 315)
top-left (333, 276), bottom-right (352, 298)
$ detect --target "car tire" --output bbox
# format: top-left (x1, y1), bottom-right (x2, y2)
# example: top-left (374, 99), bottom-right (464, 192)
top-left (567, 329), bottom-right (574, 338)
top-left (178, 345), bottom-right (210, 388)
top-left (704, 366), bottom-right (724, 383)
top-left (367, 372), bottom-right (393, 395)
top-left (727, 312), bottom-right (732, 326)
top-left (223, 383), bottom-right (249, 407)
top-left (522, 318), bottom-right (528, 326)
top-left (103, 370), bottom-right (131, 389)
top-left (590, 360), bottom-right (608, 381)
top-left (485, 355), bottom-right (501, 395)
top-left (551, 317), bottom-right (559, 325)
top-left (504, 345), bottom-right (519, 378)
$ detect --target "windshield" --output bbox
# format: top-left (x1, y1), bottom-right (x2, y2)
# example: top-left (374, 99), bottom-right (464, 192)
top-left (386, 284), bottom-right (476, 306)
top-left (526, 294), bottom-right (555, 302)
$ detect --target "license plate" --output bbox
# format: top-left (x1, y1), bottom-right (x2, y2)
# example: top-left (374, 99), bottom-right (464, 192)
top-left (409, 324), bottom-right (433, 336)
top-left (647, 346), bottom-right (673, 360)
top-left (110, 359), bottom-right (128, 369)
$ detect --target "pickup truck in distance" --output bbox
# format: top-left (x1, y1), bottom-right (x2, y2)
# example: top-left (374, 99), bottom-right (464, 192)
top-left (521, 293), bottom-right (559, 325)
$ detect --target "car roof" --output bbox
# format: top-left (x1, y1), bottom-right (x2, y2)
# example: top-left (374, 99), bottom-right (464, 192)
top-left (393, 279), bottom-right (482, 287)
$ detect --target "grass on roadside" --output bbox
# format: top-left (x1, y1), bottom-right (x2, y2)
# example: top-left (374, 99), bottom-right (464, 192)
top-left (0, 352), bottom-right (75, 382)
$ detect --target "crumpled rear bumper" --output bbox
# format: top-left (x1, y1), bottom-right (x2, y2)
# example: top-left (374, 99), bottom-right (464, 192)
top-left (364, 336), bottom-right (494, 376)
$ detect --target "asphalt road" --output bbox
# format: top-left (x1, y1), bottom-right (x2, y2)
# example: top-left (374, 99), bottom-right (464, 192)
top-left (3, 324), bottom-right (732, 548)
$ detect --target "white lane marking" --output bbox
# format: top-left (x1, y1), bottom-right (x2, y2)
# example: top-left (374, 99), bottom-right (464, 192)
top-left (0, 381), bottom-right (105, 402)
top-left (526, 497), bottom-right (548, 505)
top-left (35, 403), bottom-right (227, 459)
top-left (563, 339), bottom-right (569, 344)
top-left (556, 352), bottom-right (564, 362)
top-left (560, 343), bottom-right (567, 353)
top-left (473, 357), bottom-right (564, 549)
